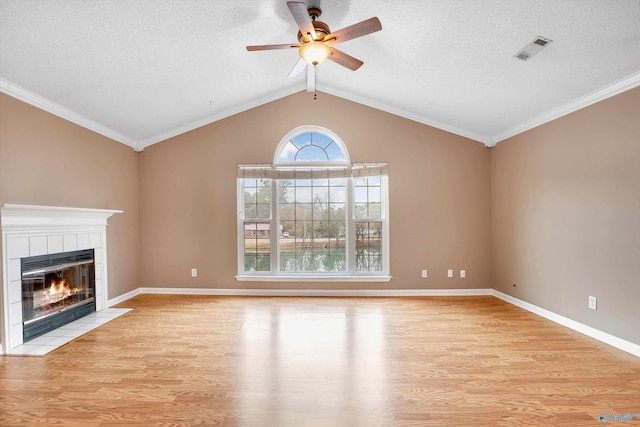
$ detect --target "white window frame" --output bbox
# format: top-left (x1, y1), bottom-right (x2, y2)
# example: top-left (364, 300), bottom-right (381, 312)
top-left (236, 126), bottom-right (391, 282)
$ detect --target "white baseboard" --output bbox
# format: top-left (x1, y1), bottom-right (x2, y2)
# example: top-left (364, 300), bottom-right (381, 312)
top-left (107, 288), bottom-right (141, 306)
top-left (492, 290), bottom-right (640, 358)
top-left (133, 287), bottom-right (493, 297)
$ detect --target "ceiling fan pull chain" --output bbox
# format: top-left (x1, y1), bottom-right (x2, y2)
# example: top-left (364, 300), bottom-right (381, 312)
top-left (314, 64), bottom-right (318, 100)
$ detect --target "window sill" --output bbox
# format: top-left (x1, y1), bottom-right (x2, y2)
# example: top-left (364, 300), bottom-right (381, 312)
top-left (235, 275), bottom-right (393, 283)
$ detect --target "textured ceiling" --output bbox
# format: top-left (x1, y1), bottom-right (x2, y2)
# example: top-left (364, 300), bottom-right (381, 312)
top-left (1, 0), bottom-right (639, 151)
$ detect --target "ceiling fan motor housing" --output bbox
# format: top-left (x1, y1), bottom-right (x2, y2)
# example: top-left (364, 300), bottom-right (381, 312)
top-left (307, 7), bottom-right (321, 19)
top-left (297, 7), bottom-right (331, 43)
top-left (298, 20), bottom-right (330, 42)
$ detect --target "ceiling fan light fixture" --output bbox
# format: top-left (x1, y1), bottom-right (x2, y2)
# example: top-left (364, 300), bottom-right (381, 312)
top-left (299, 41), bottom-right (331, 65)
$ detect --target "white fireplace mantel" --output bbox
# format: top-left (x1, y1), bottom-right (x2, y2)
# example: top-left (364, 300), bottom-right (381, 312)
top-left (1, 204), bottom-right (122, 353)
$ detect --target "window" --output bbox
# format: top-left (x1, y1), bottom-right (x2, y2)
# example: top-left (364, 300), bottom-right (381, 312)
top-left (237, 126), bottom-right (390, 281)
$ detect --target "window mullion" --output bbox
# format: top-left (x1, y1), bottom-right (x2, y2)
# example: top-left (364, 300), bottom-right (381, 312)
top-left (382, 175), bottom-right (390, 275)
top-left (347, 177), bottom-right (355, 274)
top-left (237, 179), bottom-right (245, 275)
top-left (271, 178), bottom-right (278, 273)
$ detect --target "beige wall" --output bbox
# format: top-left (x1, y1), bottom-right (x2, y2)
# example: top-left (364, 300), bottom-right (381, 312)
top-left (491, 87), bottom-right (640, 345)
top-left (139, 91), bottom-right (492, 290)
top-left (0, 93), bottom-right (140, 300)
top-left (4, 83), bottom-right (638, 348)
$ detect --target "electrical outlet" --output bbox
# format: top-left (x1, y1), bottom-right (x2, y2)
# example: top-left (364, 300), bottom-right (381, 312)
top-left (588, 296), bottom-right (597, 310)
top-left (191, 268), bottom-right (198, 278)
top-left (447, 269), bottom-right (453, 278)
top-left (460, 269), bottom-right (466, 278)
top-left (421, 269), bottom-right (428, 278)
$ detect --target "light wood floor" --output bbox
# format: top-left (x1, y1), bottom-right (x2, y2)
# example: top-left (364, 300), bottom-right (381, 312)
top-left (1, 295), bottom-right (639, 426)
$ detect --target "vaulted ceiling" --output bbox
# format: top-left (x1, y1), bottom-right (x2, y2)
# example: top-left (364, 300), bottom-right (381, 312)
top-left (1, 0), bottom-right (639, 151)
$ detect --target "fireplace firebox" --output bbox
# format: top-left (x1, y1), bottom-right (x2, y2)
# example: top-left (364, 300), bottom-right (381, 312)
top-left (21, 249), bottom-right (96, 341)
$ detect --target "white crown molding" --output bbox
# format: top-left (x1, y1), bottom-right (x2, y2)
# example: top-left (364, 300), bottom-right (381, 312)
top-left (492, 290), bottom-right (640, 358)
top-left (134, 85), bottom-right (303, 151)
top-left (0, 78), bottom-right (138, 149)
top-left (0, 73), bottom-right (491, 150)
top-left (490, 71), bottom-right (640, 145)
top-left (320, 84), bottom-right (493, 146)
top-left (4, 71), bottom-right (638, 152)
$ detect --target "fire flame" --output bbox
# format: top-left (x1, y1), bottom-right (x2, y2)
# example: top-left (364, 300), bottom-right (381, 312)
top-left (43, 278), bottom-right (77, 306)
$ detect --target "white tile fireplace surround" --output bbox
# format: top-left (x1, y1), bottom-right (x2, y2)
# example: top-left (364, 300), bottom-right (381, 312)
top-left (1, 204), bottom-right (122, 354)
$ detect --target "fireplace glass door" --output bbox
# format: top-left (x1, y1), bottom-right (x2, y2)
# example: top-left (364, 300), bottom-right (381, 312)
top-left (21, 249), bottom-right (96, 341)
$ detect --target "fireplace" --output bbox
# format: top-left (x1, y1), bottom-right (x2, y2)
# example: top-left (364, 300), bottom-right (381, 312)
top-left (21, 249), bottom-right (96, 341)
top-left (1, 204), bottom-right (121, 353)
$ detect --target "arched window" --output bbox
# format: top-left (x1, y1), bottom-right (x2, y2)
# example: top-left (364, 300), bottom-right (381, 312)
top-left (274, 127), bottom-right (349, 164)
top-left (237, 126), bottom-right (390, 281)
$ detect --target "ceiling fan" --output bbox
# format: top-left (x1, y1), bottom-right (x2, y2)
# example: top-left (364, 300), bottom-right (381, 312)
top-left (246, 1), bottom-right (382, 93)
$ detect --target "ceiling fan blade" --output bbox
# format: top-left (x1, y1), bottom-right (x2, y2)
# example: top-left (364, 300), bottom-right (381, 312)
top-left (325, 17), bottom-right (382, 45)
top-left (327, 47), bottom-right (364, 71)
top-left (287, 1), bottom-right (317, 42)
top-left (307, 64), bottom-right (316, 93)
top-left (288, 57), bottom-right (307, 78)
top-left (246, 43), bottom-right (299, 51)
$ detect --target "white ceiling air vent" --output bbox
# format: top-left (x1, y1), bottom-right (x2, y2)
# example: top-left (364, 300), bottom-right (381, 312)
top-left (514, 36), bottom-right (553, 61)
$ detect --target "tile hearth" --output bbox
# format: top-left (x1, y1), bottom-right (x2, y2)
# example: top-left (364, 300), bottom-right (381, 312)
top-left (5, 308), bottom-right (131, 356)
